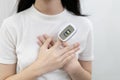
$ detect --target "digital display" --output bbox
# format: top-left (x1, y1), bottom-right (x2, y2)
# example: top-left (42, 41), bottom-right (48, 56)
top-left (64, 29), bottom-right (72, 37)
top-left (59, 25), bottom-right (74, 40)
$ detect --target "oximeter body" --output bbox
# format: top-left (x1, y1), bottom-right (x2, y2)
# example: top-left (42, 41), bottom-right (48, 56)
top-left (58, 23), bottom-right (77, 41)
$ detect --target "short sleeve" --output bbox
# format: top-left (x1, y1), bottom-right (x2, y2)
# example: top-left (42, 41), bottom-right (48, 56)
top-left (0, 20), bottom-right (17, 64)
top-left (78, 20), bottom-right (94, 61)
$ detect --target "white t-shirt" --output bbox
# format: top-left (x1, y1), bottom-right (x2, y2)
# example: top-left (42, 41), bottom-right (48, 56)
top-left (0, 5), bottom-right (94, 80)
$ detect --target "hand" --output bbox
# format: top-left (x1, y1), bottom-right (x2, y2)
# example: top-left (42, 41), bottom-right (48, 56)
top-left (37, 34), bottom-right (80, 73)
top-left (31, 34), bottom-right (80, 76)
top-left (62, 42), bottom-right (81, 73)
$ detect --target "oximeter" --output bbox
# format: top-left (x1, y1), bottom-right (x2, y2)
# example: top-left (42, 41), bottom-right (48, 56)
top-left (58, 23), bottom-right (77, 41)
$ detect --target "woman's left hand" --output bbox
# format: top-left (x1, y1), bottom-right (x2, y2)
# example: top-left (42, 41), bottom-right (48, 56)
top-left (37, 34), bottom-right (81, 73)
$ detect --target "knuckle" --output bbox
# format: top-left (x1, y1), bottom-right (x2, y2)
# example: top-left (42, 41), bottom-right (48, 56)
top-left (66, 58), bottom-right (70, 62)
top-left (57, 58), bottom-right (62, 63)
top-left (71, 50), bottom-right (75, 53)
top-left (66, 52), bottom-right (71, 57)
top-left (66, 46), bottom-right (71, 51)
top-left (64, 59), bottom-right (69, 64)
top-left (47, 38), bottom-right (51, 41)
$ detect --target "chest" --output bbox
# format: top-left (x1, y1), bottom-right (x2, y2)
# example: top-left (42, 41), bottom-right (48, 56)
top-left (15, 21), bottom-right (87, 71)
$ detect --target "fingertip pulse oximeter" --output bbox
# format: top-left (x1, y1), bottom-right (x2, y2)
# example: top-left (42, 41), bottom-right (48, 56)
top-left (58, 23), bottom-right (77, 41)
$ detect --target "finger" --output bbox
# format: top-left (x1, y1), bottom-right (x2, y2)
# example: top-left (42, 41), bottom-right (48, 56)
top-left (43, 34), bottom-right (49, 39)
top-left (38, 35), bottom-right (46, 44)
top-left (62, 41), bottom-right (69, 47)
top-left (43, 34), bottom-right (51, 48)
top-left (43, 34), bottom-right (54, 45)
top-left (60, 47), bottom-right (80, 60)
top-left (37, 40), bottom-right (43, 47)
top-left (59, 42), bottom-right (80, 56)
top-left (43, 37), bottom-right (52, 48)
top-left (52, 39), bottom-right (62, 49)
top-left (73, 42), bottom-right (80, 48)
top-left (37, 36), bottom-right (43, 46)
top-left (66, 47), bottom-right (80, 56)
top-left (62, 54), bottom-right (75, 65)
top-left (62, 42), bottom-right (80, 48)
top-left (43, 34), bottom-right (54, 48)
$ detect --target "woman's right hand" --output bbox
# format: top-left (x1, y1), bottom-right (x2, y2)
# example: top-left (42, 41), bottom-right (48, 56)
top-left (29, 36), bottom-right (80, 77)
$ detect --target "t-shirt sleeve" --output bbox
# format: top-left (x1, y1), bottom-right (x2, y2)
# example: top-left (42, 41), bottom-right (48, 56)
top-left (78, 20), bottom-right (94, 61)
top-left (0, 20), bottom-right (17, 64)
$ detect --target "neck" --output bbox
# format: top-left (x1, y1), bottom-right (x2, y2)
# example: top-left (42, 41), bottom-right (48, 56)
top-left (34, 0), bottom-right (64, 15)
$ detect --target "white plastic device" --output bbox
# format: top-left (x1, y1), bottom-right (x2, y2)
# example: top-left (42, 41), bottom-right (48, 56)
top-left (58, 23), bottom-right (77, 41)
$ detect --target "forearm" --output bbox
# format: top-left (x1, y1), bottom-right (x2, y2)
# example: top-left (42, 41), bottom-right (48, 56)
top-left (5, 68), bottom-right (38, 80)
top-left (5, 63), bottom-right (45, 80)
top-left (67, 64), bottom-right (91, 80)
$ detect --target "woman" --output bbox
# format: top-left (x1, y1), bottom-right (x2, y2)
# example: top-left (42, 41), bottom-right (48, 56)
top-left (0, 0), bottom-right (94, 80)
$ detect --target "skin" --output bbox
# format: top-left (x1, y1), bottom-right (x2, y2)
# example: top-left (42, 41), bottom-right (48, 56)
top-left (0, 0), bottom-right (92, 80)
top-left (0, 37), bottom-right (80, 80)
top-left (38, 34), bottom-right (92, 80)
top-left (34, 0), bottom-right (64, 15)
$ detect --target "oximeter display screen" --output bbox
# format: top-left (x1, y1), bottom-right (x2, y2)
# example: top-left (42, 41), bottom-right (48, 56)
top-left (64, 29), bottom-right (71, 37)
top-left (59, 25), bottom-right (74, 40)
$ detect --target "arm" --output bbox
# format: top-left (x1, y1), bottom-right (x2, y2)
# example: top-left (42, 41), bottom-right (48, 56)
top-left (65, 60), bottom-right (92, 80)
top-left (37, 34), bottom-right (92, 80)
top-left (67, 19), bottom-right (93, 80)
top-left (38, 34), bottom-right (93, 80)
top-left (0, 64), bottom-right (16, 80)
top-left (0, 37), bottom-right (79, 80)
top-left (0, 20), bottom-right (41, 80)
top-left (0, 64), bottom-right (41, 80)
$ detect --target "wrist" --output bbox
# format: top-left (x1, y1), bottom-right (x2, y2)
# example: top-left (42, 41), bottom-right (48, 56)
top-left (27, 61), bottom-right (46, 77)
top-left (22, 66), bottom-right (39, 79)
top-left (65, 62), bottom-right (83, 74)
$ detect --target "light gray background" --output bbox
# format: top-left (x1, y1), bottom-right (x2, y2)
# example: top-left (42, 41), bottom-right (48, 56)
top-left (0, 0), bottom-right (120, 80)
